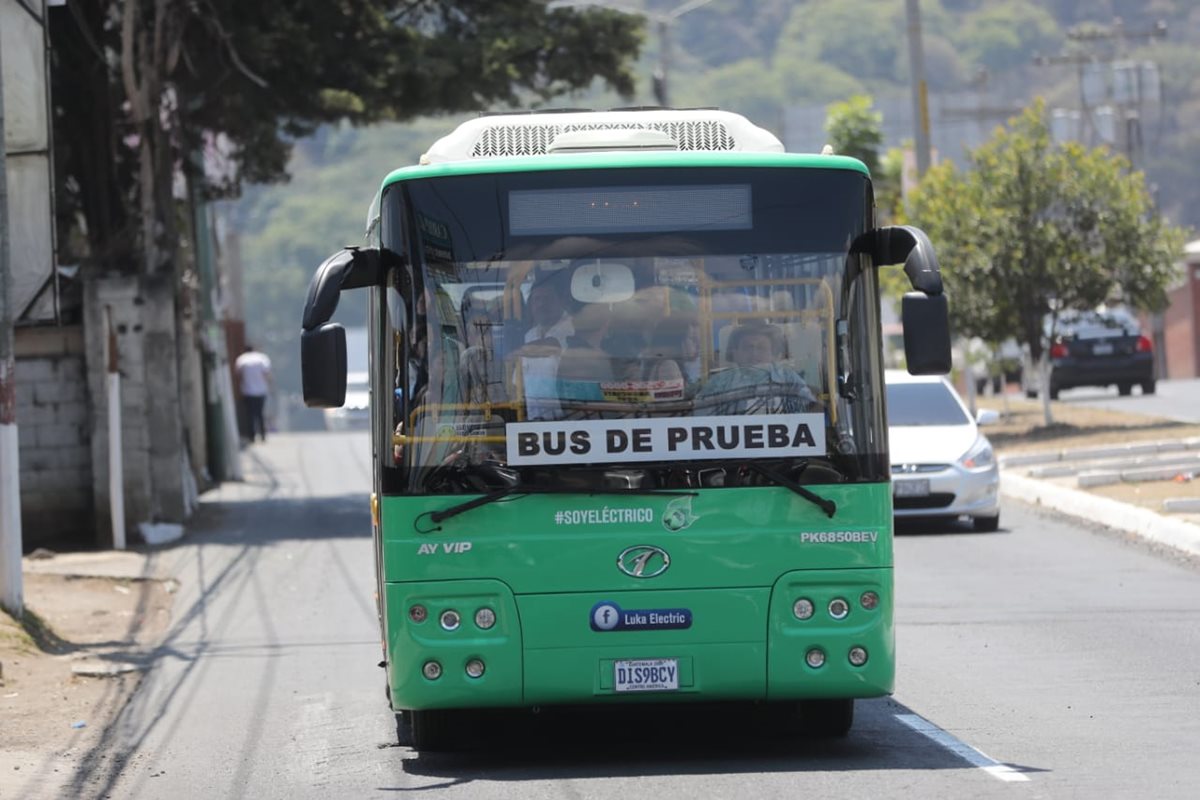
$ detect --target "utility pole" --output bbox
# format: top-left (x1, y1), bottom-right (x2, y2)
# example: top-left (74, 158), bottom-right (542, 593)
top-left (1035, 18), bottom-right (1166, 167)
top-left (905, 0), bottom-right (932, 178)
top-left (0, 29), bottom-right (25, 617)
top-left (654, 16), bottom-right (670, 107)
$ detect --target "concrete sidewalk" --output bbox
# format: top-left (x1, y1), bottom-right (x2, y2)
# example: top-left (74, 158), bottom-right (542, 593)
top-left (21, 438), bottom-right (288, 582)
top-left (1000, 439), bottom-right (1200, 559)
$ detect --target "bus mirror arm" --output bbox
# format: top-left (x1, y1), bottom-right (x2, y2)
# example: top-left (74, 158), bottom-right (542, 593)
top-left (301, 247), bottom-right (382, 332)
top-left (851, 226), bottom-right (943, 295)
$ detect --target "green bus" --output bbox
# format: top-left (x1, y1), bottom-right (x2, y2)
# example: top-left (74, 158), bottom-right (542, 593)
top-left (300, 109), bottom-right (950, 750)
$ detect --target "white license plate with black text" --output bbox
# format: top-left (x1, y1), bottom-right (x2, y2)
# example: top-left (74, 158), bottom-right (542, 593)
top-left (614, 659), bottom-right (679, 692)
top-left (894, 479), bottom-right (931, 497)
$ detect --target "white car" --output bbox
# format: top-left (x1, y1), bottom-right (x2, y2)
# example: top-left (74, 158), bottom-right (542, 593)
top-left (885, 370), bottom-right (1001, 531)
top-left (323, 371), bottom-right (371, 430)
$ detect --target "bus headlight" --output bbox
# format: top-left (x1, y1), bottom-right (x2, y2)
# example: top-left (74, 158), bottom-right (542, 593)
top-left (408, 604), bottom-right (428, 623)
top-left (439, 610), bottom-right (461, 631)
top-left (848, 646), bottom-right (869, 667)
top-left (793, 598), bottom-right (814, 620)
top-left (465, 658), bottom-right (486, 678)
top-left (474, 607), bottom-right (496, 630)
top-left (805, 648), bottom-right (826, 668)
top-left (422, 660), bottom-right (442, 680)
top-left (828, 597), bottom-right (850, 619)
top-left (860, 591), bottom-right (879, 610)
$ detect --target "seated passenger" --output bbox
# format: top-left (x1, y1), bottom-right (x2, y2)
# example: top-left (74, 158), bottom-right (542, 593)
top-left (642, 318), bottom-right (702, 388)
top-left (693, 322), bottom-right (819, 415)
top-left (557, 303), bottom-right (615, 398)
top-left (602, 285), bottom-right (668, 375)
top-left (514, 272), bottom-right (574, 419)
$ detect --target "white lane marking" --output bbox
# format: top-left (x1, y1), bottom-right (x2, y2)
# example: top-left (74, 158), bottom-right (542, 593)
top-left (895, 713), bottom-right (1030, 783)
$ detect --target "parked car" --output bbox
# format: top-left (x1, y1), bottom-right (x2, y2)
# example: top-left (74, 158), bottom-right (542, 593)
top-left (323, 371), bottom-right (370, 430)
top-left (1021, 307), bottom-right (1155, 399)
top-left (885, 370), bottom-right (1001, 532)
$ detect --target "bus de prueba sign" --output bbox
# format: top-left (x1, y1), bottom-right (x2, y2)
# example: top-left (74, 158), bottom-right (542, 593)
top-left (505, 414), bottom-right (825, 465)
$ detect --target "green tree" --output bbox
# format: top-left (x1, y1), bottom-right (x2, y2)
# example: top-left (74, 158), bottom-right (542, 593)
top-left (824, 94), bottom-right (883, 176)
top-left (906, 100), bottom-right (1185, 423)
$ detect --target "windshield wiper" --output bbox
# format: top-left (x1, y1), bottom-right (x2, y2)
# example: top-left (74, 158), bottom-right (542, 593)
top-left (744, 462), bottom-right (837, 518)
top-left (425, 483), bottom-right (529, 527)
top-left (423, 484), bottom-right (697, 529)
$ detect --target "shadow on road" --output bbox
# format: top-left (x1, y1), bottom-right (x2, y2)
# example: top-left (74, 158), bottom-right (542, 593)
top-left (893, 517), bottom-right (1009, 536)
top-left (386, 698), bottom-right (1049, 784)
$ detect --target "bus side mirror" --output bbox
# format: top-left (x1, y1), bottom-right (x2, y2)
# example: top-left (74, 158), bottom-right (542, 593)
top-left (902, 291), bottom-right (951, 375)
top-left (301, 322), bottom-right (348, 408)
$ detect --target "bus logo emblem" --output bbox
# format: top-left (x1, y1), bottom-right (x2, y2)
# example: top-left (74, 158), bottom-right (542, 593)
top-left (617, 545), bottom-right (670, 578)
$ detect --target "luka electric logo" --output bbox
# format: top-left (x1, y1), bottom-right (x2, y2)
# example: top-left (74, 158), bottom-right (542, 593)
top-left (590, 601), bottom-right (692, 632)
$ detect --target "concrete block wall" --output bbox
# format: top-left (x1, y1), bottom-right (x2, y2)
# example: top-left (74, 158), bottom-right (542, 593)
top-left (84, 271), bottom-right (204, 545)
top-left (13, 326), bottom-right (93, 547)
top-left (84, 273), bottom-right (152, 545)
top-left (11, 273), bottom-right (213, 550)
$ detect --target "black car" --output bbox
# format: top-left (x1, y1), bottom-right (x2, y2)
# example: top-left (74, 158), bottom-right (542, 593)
top-left (1042, 309), bottom-right (1155, 399)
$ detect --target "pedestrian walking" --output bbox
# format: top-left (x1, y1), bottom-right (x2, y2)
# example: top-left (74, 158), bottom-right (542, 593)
top-left (235, 344), bottom-right (273, 443)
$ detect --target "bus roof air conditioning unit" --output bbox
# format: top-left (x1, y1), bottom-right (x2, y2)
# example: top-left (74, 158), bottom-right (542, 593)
top-left (420, 109), bottom-right (784, 163)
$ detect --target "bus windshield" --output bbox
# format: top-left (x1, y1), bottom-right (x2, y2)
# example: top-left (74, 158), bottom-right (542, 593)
top-left (380, 166), bottom-right (888, 492)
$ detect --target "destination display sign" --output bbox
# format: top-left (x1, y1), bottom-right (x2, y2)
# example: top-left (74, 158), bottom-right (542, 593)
top-left (506, 414), bottom-right (825, 465)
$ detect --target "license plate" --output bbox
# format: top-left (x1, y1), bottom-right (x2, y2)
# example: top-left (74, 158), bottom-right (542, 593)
top-left (1092, 342), bottom-right (1114, 355)
top-left (614, 659), bottom-right (679, 693)
top-left (894, 479), bottom-right (931, 497)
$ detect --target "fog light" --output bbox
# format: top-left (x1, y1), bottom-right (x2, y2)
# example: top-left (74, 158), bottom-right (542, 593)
top-left (848, 646), bottom-right (869, 667)
top-left (422, 660), bottom-right (442, 680)
top-left (465, 658), bottom-right (486, 678)
top-left (475, 607), bottom-right (496, 630)
top-left (793, 598), bottom-right (814, 620)
top-left (409, 604), bottom-right (428, 623)
top-left (828, 597), bottom-right (850, 620)
top-left (439, 609), bottom-right (461, 631)
top-left (805, 648), bottom-right (826, 669)
top-left (860, 591), bottom-right (879, 610)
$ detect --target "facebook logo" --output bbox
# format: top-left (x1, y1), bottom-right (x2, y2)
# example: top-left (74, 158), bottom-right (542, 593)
top-left (591, 602), bottom-right (621, 631)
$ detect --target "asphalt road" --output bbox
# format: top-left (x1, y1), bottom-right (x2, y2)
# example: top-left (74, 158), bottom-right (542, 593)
top-left (63, 432), bottom-right (1200, 799)
top-left (1059, 377), bottom-right (1200, 422)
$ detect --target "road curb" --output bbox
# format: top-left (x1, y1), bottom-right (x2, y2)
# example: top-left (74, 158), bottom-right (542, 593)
top-left (1001, 471), bottom-right (1200, 558)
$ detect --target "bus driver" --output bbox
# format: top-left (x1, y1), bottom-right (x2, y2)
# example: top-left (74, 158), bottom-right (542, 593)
top-left (693, 321), bottom-right (819, 415)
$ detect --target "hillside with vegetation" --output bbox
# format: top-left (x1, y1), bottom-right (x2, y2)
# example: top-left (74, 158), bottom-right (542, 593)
top-left (227, 0), bottom-right (1200, 411)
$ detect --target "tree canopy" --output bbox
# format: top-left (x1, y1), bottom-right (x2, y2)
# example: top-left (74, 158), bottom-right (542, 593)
top-left (905, 100), bottom-right (1185, 365)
